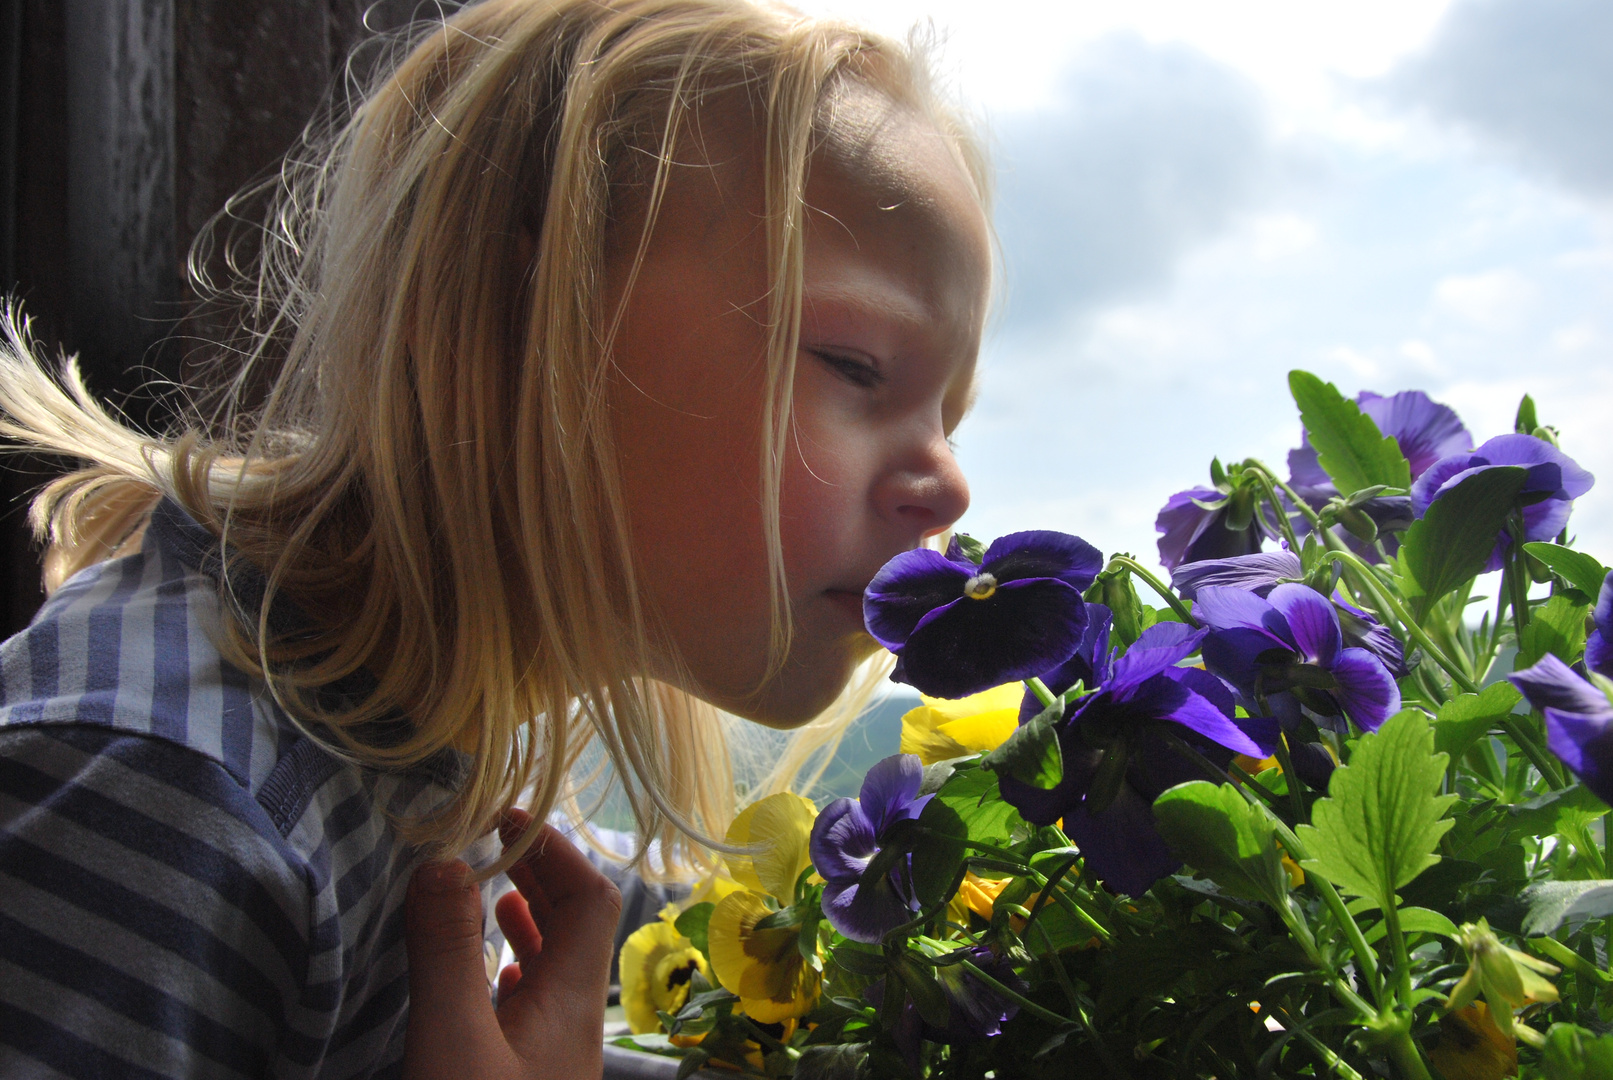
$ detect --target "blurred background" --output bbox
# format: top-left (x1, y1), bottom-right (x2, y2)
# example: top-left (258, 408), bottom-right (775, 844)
top-left (2, 0), bottom-right (1609, 795)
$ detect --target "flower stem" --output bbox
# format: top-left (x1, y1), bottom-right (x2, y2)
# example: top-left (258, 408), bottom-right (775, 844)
top-left (956, 958), bottom-right (1076, 1031)
top-left (1270, 1004), bottom-right (1369, 1080)
top-left (1323, 544), bottom-right (1479, 694)
top-left (1273, 733), bottom-right (1310, 826)
top-left (1025, 677), bottom-right (1057, 710)
top-left (1247, 460), bottom-right (1327, 533)
top-left (1108, 555), bottom-right (1199, 626)
top-left (1386, 1030), bottom-right (1435, 1080)
top-left (1249, 467), bottom-right (1304, 553)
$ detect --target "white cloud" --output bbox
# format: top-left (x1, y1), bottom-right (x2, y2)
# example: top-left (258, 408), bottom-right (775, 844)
top-left (1431, 269), bottom-right (1537, 329)
top-left (1383, 0), bottom-right (1613, 200)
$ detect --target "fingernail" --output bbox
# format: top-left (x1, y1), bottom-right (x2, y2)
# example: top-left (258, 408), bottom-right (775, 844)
top-left (417, 860), bottom-right (470, 895)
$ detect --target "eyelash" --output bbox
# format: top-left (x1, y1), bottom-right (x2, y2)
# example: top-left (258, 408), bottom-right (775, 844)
top-left (812, 349), bottom-right (885, 389)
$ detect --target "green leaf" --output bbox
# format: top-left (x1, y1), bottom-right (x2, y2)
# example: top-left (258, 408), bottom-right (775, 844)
top-left (1360, 906), bottom-right (1459, 944)
top-left (1524, 542), bottom-right (1610, 600)
top-left (1507, 785), bottom-right (1610, 837)
top-left (952, 533), bottom-right (987, 564)
top-left (1522, 881), bottom-right (1613, 936)
top-left (1296, 709), bottom-right (1457, 908)
top-left (909, 797), bottom-right (967, 908)
top-left (933, 762), bottom-right (1022, 847)
top-left (1397, 466), bottom-right (1530, 621)
top-left (1518, 593), bottom-right (1592, 668)
top-left (1515, 394), bottom-right (1539, 436)
top-left (1288, 370), bottom-right (1412, 495)
top-left (1542, 1023), bottom-right (1613, 1080)
top-left (1434, 683), bottom-right (1522, 762)
top-left (981, 704), bottom-right (1063, 791)
top-left (674, 903), bottom-right (714, 961)
top-left (1153, 781), bottom-right (1290, 907)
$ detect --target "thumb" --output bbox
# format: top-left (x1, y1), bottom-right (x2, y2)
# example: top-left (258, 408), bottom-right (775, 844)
top-left (404, 860), bottom-right (508, 1078)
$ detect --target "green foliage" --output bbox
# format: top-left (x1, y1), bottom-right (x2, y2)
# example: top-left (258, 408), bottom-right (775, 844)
top-left (1297, 709), bottom-right (1457, 908)
top-left (1525, 542), bottom-right (1610, 600)
top-left (981, 703), bottom-right (1063, 791)
top-left (1542, 1023), bottom-right (1613, 1080)
top-left (1521, 881), bottom-right (1613, 936)
top-left (1153, 781), bottom-right (1290, 907)
top-left (1518, 594), bottom-right (1592, 668)
top-left (674, 902), bottom-right (714, 962)
top-left (933, 760), bottom-right (1023, 847)
top-left (1398, 465), bottom-right (1529, 620)
top-left (1288, 370), bottom-right (1412, 495)
top-left (1434, 683), bottom-right (1522, 761)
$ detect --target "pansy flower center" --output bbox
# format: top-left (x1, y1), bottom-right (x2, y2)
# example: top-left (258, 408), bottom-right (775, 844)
top-left (964, 573), bottom-right (998, 600)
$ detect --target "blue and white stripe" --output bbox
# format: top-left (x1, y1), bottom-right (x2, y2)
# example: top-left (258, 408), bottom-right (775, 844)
top-left (0, 501), bottom-right (499, 1079)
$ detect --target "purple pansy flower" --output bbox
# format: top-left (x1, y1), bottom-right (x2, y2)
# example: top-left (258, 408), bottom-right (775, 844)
top-left (810, 754), bottom-right (933, 943)
top-left (1586, 572), bottom-right (1613, 678)
top-left (1509, 654), bottom-right (1613, 805)
top-left (1287, 390), bottom-right (1471, 555)
top-left (864, 531), bottom-right (1102, 699)
top-left (865, 946), bottom-right (1025, 1072)
top-left (1196, 583), bottom-right (1401, 733)
top-left (1172, 550), bottom-right (1408, 677)
top-left (1410, 434), bottom-right (1595, 572)
top-left (997, 611), bottom-right (1277, 897)
top-left (1155, 486), bottom-right (1269, 571)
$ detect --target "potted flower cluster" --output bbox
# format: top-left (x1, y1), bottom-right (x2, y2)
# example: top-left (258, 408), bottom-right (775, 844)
top-left (613, 371), bottom-right (1613, 1080)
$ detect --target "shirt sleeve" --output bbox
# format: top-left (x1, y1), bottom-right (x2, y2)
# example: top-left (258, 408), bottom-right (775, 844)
top-left (0, 724), bottom-right (314, 1080)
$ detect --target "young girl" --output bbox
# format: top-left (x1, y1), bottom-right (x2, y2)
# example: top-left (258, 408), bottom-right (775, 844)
top-left (0, 0), bottom-right (989, 1076)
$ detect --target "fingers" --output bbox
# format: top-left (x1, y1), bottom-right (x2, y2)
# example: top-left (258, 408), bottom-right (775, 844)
top-left (403, 860), bottom-right (509, 1079)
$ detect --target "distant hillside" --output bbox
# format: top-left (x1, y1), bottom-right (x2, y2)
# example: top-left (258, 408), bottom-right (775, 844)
top-left (810, 690), bottom-right (917, 801)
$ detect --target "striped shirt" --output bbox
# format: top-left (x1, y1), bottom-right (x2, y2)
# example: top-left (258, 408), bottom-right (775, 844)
top-left (0, 500), bottom-right (501, 1079)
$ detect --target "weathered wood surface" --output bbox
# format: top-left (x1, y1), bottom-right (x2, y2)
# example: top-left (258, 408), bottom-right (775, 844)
top-left (0, 0), bottom-right (449, 636)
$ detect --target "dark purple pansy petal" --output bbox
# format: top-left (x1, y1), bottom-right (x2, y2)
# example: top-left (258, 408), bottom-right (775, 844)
top-left (1194, 587), bottom-right (1297, 650)
top-left (935, 946), bottom-right (1024, 1040)
top-left (1288, 740), bottom-right (1338, 790)
top-left (1022, 604), bottom-right (1115, 723)
top-left (1172, 665), bottom-right (1238, 720)
top-left (1357, 390), bottom-right (1473, 479)
top-left (896, 578), bottom-right (1087, 699)
top-left (1201, 627), bottom-right (1288, 692)
top-left (1510, 654), bottom-right (1613, 717)
top-left (809, 799), bottom-right (877, 882)
top-left (1587, 572), bottom-right (1613, 679)
top-left (1333, 597), bottom-right (1409, 678)
top-left (1595, 572), bottom-right (1613, 637)
top-left (981, 530), bottom-right (1104, 593)
top-left (821, 871), bottom-right (917, 944)
top-left (1061, 782), bottom-right (1181, 898)
top-left (864, 549), bottom-right (973, 649)
top-left (858, 754), bottom-right (930, 838)
top-left (997, 729), bottom-right (1093, 827)
top-left (1329, 647), bottom-right (1401, 732)
top-left (1267, 584), bottom-right (1343, 667)
top-left (1172, 551), bottom-right (1303, 600)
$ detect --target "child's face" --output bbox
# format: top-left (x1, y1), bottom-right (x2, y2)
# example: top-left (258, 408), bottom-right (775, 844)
top-left (606, 84), bottom-right (989, 726)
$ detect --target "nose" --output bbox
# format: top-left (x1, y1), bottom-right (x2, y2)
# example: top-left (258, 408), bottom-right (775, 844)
top-left (880, 430), bottom-right (970, 540)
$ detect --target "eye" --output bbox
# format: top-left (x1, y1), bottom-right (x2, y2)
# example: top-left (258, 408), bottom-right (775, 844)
top-left (810, 348), bottom-right (885, 389)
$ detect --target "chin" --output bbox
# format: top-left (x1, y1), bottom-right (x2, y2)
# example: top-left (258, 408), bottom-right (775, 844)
top-left (724, 633), bottom-right (880, 729)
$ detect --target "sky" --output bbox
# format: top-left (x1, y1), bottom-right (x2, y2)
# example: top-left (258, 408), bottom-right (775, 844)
top-left (793, 0), bottom-right (1613, 577)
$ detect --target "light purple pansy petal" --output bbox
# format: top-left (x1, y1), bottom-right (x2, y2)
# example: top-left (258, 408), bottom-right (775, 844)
top-left (1411, 456), bottom-right (1483, 517)
top-left (1155, 487), bottom-right (1222, 570)
top-left (1595, 572), bottom-right (1613, 634)
top-left (809, 798), bottom-right (877, 882)
top-left (864, 549), bottom-right (972, 649)
top-left (1267, 583), bottom-right (1343, 668)
top-left (1357, 390), bottom-right (1473, 479)
top-left (981, 529), bottom-right (1105, 593)
top-left (821, 873), bottom-right (916, 944)
top-left (1542, 708), bottom-right (1613, 806)
top-left (1107, 622), bottom-right (1207, 695)
top-left (1193, 587), bottom-right (1297, 650)
top-left (1588, 573), bottom-right (1613, 679)
top-left (1172, 550), bottom-right (1304, 600)
top-left (1133, 677), bottom-right (1266, 757)
top-left (1329, 647), bottom-right (1401, 732)
top-left (1475, 434), bottom-right (1596, 498)
top-left (1510, 654), bottom-right (1613, 717)
top-left (858, 753), bottom-right (930, 838)
top-left (1286, 439), bottom-right (1332, 492)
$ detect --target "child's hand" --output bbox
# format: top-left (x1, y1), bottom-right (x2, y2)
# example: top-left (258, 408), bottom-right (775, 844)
top-left (403, 811), bottom-right (622, 1079)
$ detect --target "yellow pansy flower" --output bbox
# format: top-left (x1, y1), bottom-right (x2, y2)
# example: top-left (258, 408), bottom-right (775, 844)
top-left (947, 872), bottom-right (1012, 925)
top-left (707, 890), bottom-right (819, 1022)
top-left (619, 904), bottom-right (710, 1035)
top-left (1429, 1002), bottom-right (1518, 1080)
top-left (900, 683), bottom-right (1023, 765)
top-left (722, 792), bottom-right (817, 900)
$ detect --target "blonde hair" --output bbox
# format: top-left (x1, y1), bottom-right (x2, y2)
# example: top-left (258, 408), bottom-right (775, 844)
top-left (0, 0), bottom-right (988, 875)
